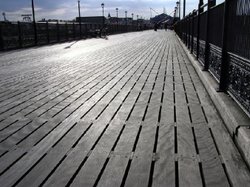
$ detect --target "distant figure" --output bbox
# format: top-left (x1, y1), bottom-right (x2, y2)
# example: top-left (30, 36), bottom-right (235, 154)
top-left (139, 25), bottom-right (142, 31)
top-left (164, 23), bottom-right (168, 31)
top-left (100, 24), bottom-right (108, 39)
top-left (154, 23), bottom-right (158, 31)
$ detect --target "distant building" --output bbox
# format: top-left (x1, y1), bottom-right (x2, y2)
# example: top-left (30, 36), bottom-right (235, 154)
top-left (108, 17), bottom-right (133, 25)
top-left (37, 18), bottom-right (74, 23)
top-left (76, 16), bottom-right (106, 24)
top-left (150, 13), bottom-right (174, 25)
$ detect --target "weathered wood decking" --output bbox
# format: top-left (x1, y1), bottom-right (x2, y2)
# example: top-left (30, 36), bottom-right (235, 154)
top-left (0, 31), bottom-right (249, 187)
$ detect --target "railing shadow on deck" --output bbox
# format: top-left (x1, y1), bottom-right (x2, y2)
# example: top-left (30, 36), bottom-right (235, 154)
top-left (0, 21), bottom-right (152, 52)
top-left (174, 0), bottom-right (250, 117)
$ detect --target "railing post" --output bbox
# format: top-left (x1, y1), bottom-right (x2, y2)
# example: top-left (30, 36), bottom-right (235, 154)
top-left (188, 14), bottom-right (191, 49)
top-left (33, 21), bottom-right (38, 45)
top-left (84, 24), bottom-right (87, 38)
top-left (219, 0), bottom-right (230, 91)
top-left (73, 22), bottom-right (76, 39)
top-left (191, 11), bottom-right (195, 53)
top-left (57, 21), bottom-right (60, 42)
top-left (185, 17), bottom-right (188, 45)
top-left (204, 0), bottom-right (213, 71)
top-left (32, 0), bottom-right (37, 45)
top-left (65, 23), bottom-right (68, 41)
top-left (18, 21), bottom-right (22, 48)
top-left (196, 0), bottom-right (204, 60)
top-left (46, 21), bottom-right (50, 44)
top-left (79, 22), bottom-right (82, 39)
top-left (211, 0), bottom-right (216, 7)
top-left (186, 16), bottom-right (189, 47)
top-left (186, 17), bottom-right (188, 46)
top-left (182, 19), bottom-right (185, 44)
top-left (0, 23), bottom-right (4, 50)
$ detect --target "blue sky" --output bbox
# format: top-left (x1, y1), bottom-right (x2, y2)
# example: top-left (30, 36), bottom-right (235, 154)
top-left (0, 0), bottom-right (224, 21)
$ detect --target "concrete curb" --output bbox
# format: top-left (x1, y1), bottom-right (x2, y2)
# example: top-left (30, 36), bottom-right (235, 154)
top-left (176, 35), bottom-right (250, 168)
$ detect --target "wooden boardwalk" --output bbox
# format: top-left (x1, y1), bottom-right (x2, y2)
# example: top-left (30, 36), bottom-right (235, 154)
top-left (0, 31), bottom-right (249, 187)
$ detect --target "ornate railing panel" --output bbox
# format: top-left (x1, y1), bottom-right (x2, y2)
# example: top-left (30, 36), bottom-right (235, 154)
top-left (228, 0), bottom-right (250, 60)
top-left (21, 23), bottom-right (35, 47)
top-left (48, 24), bottom-right (58, 43)
top-left (0, 22), bottom-right (146, 51)
top-left (174, 0), bottom-right (250, 116)
top-left (37, 23), bottom-right (47, 45)
top-left (228, 53), bottom-right (250, 114)
top-left (193, 37), bottom-right (197, 56)
top-left (198, 40), bottom-right (205, 65)
top-left (1, 23), bottom-right (19, 49)
top-left (209, 44), bottom-right (222, 81)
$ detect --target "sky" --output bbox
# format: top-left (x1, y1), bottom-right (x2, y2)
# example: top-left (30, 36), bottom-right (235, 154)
top-left (0, 0), bottom-right (224, 21)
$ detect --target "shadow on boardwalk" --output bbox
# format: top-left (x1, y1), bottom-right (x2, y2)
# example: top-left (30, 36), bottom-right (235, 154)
top-left (0, 30), bottom-right (249, 187)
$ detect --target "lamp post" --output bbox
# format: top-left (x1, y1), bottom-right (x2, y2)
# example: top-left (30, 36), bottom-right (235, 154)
top-left (174, 7), bottom-right (177, 19)
top-left (125, 11), bottom-right (127, 26)
top-left (183, 0), bottom-right (186, 18)
top-left (31, 0), bottom-right (37, 45)
top-left (137, 15), bottom-right (139, 30)
top-left (179, 1), bottom-right (181, 19)
top-left (101, 3), bottom-right (104, 26)
top-left (116, 8), bottom-right (118, 31)
top-left (176, 1), bottom-right (180, 19)
top-left (131, 13), bottom-right (134, 28)
top-left (78, 0), bottom-right (82, 38)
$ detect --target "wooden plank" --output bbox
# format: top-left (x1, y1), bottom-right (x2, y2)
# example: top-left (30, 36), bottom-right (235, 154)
top-left (97, 154), bottom-right (130, 187)
top-left (15, 120), bottom-right (91, 187)
top-left (189, 104), bottom-right (207, 124)
top-left (0, 30), bottom-right (249, 187)
top-left (152, 123), bottom-right (175, 187)
top-left (124, 122), bottom-right (157, 187)
top-left (178, 156), bottom-right (203, 187)
top-left (70, 121), bottom-right (125, 187)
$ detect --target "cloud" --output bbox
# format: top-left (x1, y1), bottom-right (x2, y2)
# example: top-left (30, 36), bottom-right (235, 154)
top-left (0, 0), bottom-right (225, 21)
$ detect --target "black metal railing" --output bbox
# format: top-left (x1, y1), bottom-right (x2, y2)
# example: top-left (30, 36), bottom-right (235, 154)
top-left (175, 0), bottom-right (250, 115)
top-left (0, 21), bottom-right (151, 51)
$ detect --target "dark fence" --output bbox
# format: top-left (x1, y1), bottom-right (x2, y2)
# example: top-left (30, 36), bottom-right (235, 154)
top-left (0, 21), bottom-right (151, 51)
top-left (175, 0), bottom-right (250, 115)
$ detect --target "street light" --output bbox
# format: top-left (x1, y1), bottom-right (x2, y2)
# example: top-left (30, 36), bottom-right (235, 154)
top-left (31, 0), bottom-right (37, 45)
top-left (131, 13), bottom-right (134, 27)
top-left (174, 7), bottom-right (177, 18)
top-left (101, 3), bottom-right (104, 26)
top-left (116, 8), bottom-right (119, 23)
top-left (78, 0), bottom-right (82, 38)
top-left (183, 0), bottom-right (186, 18)
top-left (125, 10), bottom-right (128, 32)
top-left (176, 1), bottom-right (180, 19)
top-left (125, 11), bottom-right (127, 26)
top-left (137, 15), bottom-right (139, 30)
top-left (116, 8), bottom-right (118, 31)
top-left (31, 0), bottom-right (36, 22)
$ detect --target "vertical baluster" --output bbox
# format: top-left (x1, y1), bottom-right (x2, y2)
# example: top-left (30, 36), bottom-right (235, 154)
top-left (65, 23), bottom-right (68, 41)
top-left (73, 22), bottom-right (76, 39)
top-left (46, 21), bottom-right (50, 44)
top-left (204, 0), bottom-right (214, 71)
top-left (18, 21), bottom-right (22, 48)
top-left (33, 21), bottom-right (37, 45)
top-left (57, 21), bottom-right (60, 42)
top-left (0, 22), bottom-right (4, 50)
top-left (188, 14), bottom-right (191, 49)
top-left (197, 0), bottom-right (204, 59)
top-left (219, 0), bottom-right (230, 91)
top-left (191, 11), bottom-right (195, 53)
